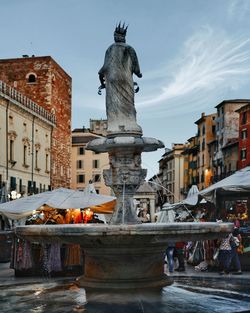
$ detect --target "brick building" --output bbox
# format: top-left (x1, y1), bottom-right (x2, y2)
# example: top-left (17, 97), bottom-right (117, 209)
top-left (236, 103), bottom-right (250, 169)
top-left (0, 56), bottom-right (72, 188)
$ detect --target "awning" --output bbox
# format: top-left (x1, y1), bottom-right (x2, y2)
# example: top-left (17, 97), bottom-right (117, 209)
top-left (0, 188), bottom-right (116, 220)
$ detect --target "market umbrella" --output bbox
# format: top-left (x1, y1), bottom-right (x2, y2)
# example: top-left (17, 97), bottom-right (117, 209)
top-left (199, 166), bottom-right (250, 203)
top-left (0, 188), bottom-right (116, 220)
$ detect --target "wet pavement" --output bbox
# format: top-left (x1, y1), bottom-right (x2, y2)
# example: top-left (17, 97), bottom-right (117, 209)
top-left (1, 262), bottom-right (250, 313)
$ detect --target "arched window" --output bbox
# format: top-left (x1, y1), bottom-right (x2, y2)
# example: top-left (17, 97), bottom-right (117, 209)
top-left (28, 74), bottom-right (36, 83)
top-left (26, 72), bottom-right (37, 83)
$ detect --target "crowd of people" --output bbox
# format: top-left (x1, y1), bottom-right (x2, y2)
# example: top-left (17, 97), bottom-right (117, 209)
top-left (165, 226), bottom-right (243, 275)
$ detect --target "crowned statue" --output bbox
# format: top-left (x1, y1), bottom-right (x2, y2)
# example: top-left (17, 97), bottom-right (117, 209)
top-left (98, 23), bottom-right (143, 136)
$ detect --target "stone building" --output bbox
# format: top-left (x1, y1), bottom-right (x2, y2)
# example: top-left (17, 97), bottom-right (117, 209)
top-left (213, 99), bottom-right (249, 180)
top-left (158, 144), bottom-right (187, 204)
top-left (89, 119), bottom-right (108, 136)
top-left (71, 127), bottom-right (111, 195)
top-left (236, 103), bottom-right (250, 169)
top-left (194, 112), bottom-right (216, 190)
top-left (182, 135), bottom-right (199, 192)
top-left (133, 181), bottom-right (156, 223)
top-left (0, 56), bottom-right (72, 189)
top-left (0, 80), bottom-right (55, 195)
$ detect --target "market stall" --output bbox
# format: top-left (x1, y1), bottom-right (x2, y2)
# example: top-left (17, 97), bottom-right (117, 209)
top-left (200, 167), bottom-right (250, 270)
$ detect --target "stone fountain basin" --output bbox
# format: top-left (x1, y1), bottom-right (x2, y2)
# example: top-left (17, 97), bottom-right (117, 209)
top-left (15, 222), bottom-right (233, 289)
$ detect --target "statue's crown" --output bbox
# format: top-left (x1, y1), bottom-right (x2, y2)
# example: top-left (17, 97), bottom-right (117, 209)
top-left (114, 22), bottom-right (128, 36)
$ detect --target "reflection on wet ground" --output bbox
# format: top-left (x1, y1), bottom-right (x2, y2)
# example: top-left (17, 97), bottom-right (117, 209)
top-left (1, 277), bottom-right (250, 313)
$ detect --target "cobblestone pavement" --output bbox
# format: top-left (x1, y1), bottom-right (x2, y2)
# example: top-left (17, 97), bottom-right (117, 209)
top-left (1, 262), bottom-right (250, 313)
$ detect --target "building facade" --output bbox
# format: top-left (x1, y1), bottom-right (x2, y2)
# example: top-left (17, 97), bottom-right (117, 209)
top-left (0, 81), bottom-right (55, 195)
top-left (236, 103), bottom-right (250, 169)
top-left (158, 144), bottom-right (186, 204)
top-left (89, 119), bottom-right (108, 136)
top-left (213, 100), bottom-right (249, 181)
top-left (0, 56), bottom-right (72, 189)
top-left (71, 127), bottom-right (111, 195)
top-left (195, 112), bottom-right (216, 190)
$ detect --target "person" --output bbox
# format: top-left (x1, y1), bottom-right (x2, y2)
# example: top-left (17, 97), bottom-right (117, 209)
top-left (166, 242), bottom-right (175, 273)
top-left (175, 242), bottom-right (186, 271)
top-left (218, 233), bottom-right (233, 275)
top-left (98, 22), bottom-right (142, 134)
top-left (230, 227), bottom-right (242, 275)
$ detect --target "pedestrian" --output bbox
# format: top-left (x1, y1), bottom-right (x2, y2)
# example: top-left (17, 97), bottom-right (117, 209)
top-left (166, 242), bottom-right (175, 273)
top-left (175, 242), bottom-right (186, 272)
top-left (218, 233), bottom-right (233, 275)
top-left (230, 227), bottom-right (242, 275)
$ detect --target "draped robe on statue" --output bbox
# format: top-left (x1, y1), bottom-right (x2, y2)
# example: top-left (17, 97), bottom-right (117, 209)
top-left (99, 42), bottom-right (142, 134)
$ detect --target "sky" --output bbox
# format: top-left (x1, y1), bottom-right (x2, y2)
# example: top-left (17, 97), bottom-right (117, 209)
top-left (1, 0), bottom-right (250, 178)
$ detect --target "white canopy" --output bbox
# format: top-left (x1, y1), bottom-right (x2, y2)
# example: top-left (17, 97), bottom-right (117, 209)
top-left (0, 188), bottom-right (116, 220)
top-left (199, 166), bottom-right (250, 203)
top-left (161, 185), bottom-right (203, 211)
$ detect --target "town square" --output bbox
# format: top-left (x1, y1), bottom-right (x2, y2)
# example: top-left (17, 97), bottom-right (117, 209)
top-left (0, 1), bottom-right (250, 312)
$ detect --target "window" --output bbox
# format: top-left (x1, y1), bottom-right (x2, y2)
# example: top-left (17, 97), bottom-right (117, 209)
top-left (201, 172), bottom-right (204, 183)
top-left (27, 74), bottom-right (36, 83)
top-left (202, 125), bottom-right (205, 135)
top-left (93, 159), bottom-right (100, 169)
top-left (78, 146), bottom-right (85, 155)
top-left (45, 153), bottom-right (49, 172)
top-left (23, 145), bottom-right (27, 165)
top-left (35, 150), bottom-right (39, 169)
top-left (10, 176), bottom-right (16, 191)
top-left (77, 174), bottom-right (85, 183)
top-left (92, 174), bottom-right (101, 183)
top-left (241, 149), bottom-right (247, 160)
top-left (9, 140), bottom-right (14, 162)
top-left (76, 160), bottom-right (83, 169)
top-left (202, 139), bottom-right (205, 151)
top-left (241, 129), bottom-right (247, 140)
top-left (19, 179), bottom-right (22, 193)
top-left (242, 112), bottom-right (247, 125)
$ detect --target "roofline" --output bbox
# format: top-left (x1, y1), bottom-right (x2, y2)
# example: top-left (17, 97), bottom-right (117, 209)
top-left (235, 103), bottom-right (250, 113)
top-left (194, 112), bottom-right (216, 125)
top-left (0, 56), bottom-right (71, 79)
top-left (215, 99), bottom-right (250, 109)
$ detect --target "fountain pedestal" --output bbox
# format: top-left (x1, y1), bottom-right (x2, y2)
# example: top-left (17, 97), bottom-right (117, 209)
top-left (86, 135), bottom-right (164, 224)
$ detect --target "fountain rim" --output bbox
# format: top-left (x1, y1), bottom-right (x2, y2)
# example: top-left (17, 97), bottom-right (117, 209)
top-left (15, 222), bottom-right (234, 236)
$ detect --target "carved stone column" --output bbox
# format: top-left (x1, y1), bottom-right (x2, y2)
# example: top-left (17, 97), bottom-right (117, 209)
top-left (86, 136), bottom-right (164, 225)
top-left (103, 150), bottom-right (147, 224)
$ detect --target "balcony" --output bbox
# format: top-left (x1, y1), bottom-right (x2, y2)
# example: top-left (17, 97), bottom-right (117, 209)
top-left (0, 80), bottom-right (56, 126)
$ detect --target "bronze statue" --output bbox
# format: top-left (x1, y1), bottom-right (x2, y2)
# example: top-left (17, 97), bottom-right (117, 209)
top-left (98, 23), bottom-right (142, 135)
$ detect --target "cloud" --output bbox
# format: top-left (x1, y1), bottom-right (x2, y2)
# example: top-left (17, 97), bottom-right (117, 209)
top-left (137, 26), bottom-right (250, 114)
top-left (228, 0), bottom-right (250, 20)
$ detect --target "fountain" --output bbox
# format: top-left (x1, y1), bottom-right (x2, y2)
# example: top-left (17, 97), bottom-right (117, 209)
top-left (15, 23), bottom-right (233, 290)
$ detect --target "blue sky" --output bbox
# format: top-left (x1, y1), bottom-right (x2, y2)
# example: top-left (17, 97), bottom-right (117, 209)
top-left (1, 0), bottom-right (250, 178)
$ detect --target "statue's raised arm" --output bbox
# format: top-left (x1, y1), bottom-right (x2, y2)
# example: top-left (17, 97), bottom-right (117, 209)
top-left (98, 23), bottom-right (142, 136)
